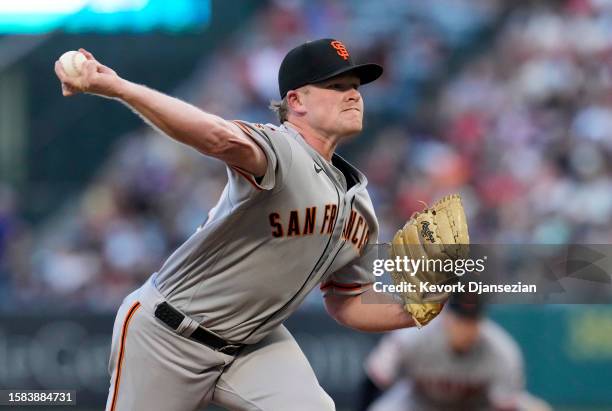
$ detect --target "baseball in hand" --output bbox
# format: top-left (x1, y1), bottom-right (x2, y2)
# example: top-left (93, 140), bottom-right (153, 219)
top-left (59, 50), bottom-right (87, 77)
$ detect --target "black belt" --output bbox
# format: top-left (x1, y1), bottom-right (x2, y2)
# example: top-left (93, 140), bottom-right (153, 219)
top-left (154, 302), bottom-right (243, 356)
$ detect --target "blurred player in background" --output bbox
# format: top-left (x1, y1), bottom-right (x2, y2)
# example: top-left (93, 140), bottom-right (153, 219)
top-left (361, 293), bottom-right (552, 411)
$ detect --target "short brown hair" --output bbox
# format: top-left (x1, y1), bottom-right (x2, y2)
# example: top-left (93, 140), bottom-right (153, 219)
top-left (269, 97), bottom-right (288, 123)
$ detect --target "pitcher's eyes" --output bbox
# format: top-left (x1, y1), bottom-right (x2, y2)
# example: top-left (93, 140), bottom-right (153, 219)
top-left (327, 83), bottom-right (359, 91)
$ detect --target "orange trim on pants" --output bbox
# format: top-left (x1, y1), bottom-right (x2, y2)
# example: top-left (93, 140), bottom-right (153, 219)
top-left (109, 301), bottom-right (141, 411)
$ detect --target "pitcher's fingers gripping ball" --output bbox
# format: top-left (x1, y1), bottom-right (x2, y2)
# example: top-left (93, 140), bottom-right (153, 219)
top-left (389, 194), bottom-right (470, 327)
top-left (55, 48), bottom-right (119, 97)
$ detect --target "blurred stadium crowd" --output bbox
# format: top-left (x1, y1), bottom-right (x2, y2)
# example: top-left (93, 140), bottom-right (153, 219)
top-left (2, 0), bottom-right (612, 311)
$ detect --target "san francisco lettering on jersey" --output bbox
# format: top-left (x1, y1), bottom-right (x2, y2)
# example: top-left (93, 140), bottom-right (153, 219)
top-left (269, 204), bottom-right (369, 252)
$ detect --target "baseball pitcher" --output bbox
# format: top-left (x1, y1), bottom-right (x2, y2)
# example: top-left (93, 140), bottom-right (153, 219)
top-left (54, 38), bottom-right (468, 411)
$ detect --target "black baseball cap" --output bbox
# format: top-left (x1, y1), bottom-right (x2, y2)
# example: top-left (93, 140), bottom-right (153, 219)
top-left (278, 38), bottom-right (383, 98)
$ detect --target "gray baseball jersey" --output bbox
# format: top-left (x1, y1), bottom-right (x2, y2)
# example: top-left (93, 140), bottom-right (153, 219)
top-left (106, 121), bottom-right (378, 410)
top-left (366, 317), bottom-right (524, 411)
top-left (154, 120), bottom-right (378, 343)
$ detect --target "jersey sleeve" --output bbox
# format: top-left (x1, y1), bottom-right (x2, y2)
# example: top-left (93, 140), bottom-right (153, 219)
top-left (229, 120), bottom-right (292, 192)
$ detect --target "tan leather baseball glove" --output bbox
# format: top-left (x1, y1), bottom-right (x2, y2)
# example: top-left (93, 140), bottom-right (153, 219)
top-left (389, 194), bottom-right (470, 327)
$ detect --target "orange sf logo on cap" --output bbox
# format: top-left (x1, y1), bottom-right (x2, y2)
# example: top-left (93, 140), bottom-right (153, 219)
top-left (330, 40), bottom-right (349, 60)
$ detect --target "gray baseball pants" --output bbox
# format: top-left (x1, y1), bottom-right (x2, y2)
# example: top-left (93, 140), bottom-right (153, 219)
top-left (105, 277), bottom-right (335, 411)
